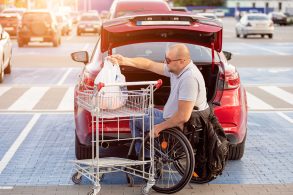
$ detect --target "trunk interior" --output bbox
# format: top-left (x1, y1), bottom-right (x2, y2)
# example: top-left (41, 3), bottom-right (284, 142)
top-left (120, 63), bottom-right (220, 106)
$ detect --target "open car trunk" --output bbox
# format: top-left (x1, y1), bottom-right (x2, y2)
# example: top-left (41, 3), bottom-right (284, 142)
top-left (120, 63), bottom-right (221, 106)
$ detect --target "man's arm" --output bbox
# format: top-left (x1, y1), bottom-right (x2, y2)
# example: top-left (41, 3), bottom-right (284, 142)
top-left (153, 100), bottom-right (194, 137)
top-left (108, 54), bottom-right (165, 76)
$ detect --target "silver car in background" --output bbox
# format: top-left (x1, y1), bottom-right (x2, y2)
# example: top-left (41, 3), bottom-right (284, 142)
top-left (197, 13), bottom-right (223, 24)
top-left (235, 13), bottom-right (274, 39)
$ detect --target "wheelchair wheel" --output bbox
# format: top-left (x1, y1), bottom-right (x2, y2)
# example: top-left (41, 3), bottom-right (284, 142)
top-left (139, 128), bottom-right (194, 194)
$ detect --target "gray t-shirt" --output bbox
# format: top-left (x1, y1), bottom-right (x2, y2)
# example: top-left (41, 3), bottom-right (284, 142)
top-left (163, 61), bottom-right (208, 119)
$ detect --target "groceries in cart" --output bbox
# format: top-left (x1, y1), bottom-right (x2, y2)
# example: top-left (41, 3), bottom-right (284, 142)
top-left (94, 59), bottom-right (127, 110)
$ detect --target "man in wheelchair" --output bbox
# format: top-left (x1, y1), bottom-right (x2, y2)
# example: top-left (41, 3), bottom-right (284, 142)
top-left (108, 44), bottom-right (229, 193)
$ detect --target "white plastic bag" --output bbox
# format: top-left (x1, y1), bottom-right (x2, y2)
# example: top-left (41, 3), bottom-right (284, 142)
top-left (94, 60), bottom-right (127, 110)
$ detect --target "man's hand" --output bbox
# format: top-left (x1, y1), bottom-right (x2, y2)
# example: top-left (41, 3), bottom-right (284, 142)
top-left (106, 54), bottom-right (131, 66)
top-left (152, 124), bottom-right (164, 138)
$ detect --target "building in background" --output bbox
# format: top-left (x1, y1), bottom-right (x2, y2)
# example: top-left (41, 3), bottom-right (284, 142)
top-left (227, 0), bottom-right (293, 14)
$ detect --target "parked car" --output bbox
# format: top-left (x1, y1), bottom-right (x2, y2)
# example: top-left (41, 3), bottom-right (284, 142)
top-left (100, 10), bottom-right (110, 22)
top-left (72, 13), bottom-right (248, 161)
top-left (268, 12), bottom-right (287, 25)
top-left (56, 14), bottom-right (71, 36)
top-left (235, 13), bottom-right (274, 38)
top-left (0, 25), bottom-right (12, 83)
top-left (1, 8), bottom-right (26, 18)
top-left (214, 9), bottom-right (225, 18)
top-left (0, 13), bottom-right (21, 36)
top-left (77, 13), bottom-right (101, 36)
top-left (109, 0), bottom-right (170, 19)
top-left (17, 10), bottom-right (61, 47)
top-left (69, 11), bottom-right (80, 24)
top-left (197, 12), bottom-right (223, 24)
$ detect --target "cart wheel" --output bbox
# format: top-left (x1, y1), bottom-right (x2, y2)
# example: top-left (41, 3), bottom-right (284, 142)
top-left (126, 174), bottom-right (134, 187)
top-left (88, 186), bottom-right (101, 195)
top-left (141, 184), bottom-right (149, 195)
top-left (72, 172), bottom-right (82, 184)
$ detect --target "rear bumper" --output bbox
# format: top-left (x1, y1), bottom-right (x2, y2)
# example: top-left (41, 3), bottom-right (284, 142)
top-left (243, 28), bottom-right (274, 35)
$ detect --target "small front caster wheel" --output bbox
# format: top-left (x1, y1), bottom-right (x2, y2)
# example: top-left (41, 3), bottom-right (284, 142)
top-left (141, 184), bottom-right (149, 195)
top-left (126, 174), bottom-right (134, 187)
top-left (72, 172), bottom-right (82, 184)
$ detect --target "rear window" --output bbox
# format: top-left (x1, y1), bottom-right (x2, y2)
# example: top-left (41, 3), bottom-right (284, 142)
top-left (23, 12), bottom-right (52, 22)
top-left (247, 15), bottom-right (269, 20)
top-left (115, 9), bottom-right (153, 18)
top-left (103, 42), bottom-right (220, 63)
top-left (80, 15), bottom-right (100, 21)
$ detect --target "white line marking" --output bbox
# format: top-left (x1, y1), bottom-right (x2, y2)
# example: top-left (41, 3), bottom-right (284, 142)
top-left (8, 87), bottom-right (49, 111)
top-left (241, 43), bottom-right (288, 56)
top-left (57, 68), bottom-right (72, 86)
top-left (246, 92), bottom-right (274, 110)
top-left (259, 86), bottom-right (293, 105)
top-left (82, 43), bottom-right (89, 51)
top-left (0, 87), bottom-right (11, 96)
top-left (0, 114), bottom-right (40, 174)
top-left (0, 186), bottom-right (13, 189)
top-left (276, 112), bottom-right (293, 124)
top-left (57, 87), bottom-right (74, 111)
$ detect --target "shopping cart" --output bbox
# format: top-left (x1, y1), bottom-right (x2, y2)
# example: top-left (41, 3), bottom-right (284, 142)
top-left (71, 79), bottom-right (195, 194)
top-left (71, 80), bottom-right (163, 195)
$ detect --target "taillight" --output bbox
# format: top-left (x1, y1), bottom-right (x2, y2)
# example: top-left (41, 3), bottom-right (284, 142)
top-left (246, 22), bottom-right (252, 27)
top-left (224, 71), bottom-right (240, 89)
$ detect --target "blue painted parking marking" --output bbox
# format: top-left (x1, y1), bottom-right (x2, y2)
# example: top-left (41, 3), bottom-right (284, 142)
top-left (0, 115), bottom-right (33, 160)
top-left (238, 68), bottom-right (293, 85)
top-left (0, 112), bottom-right (292, 185)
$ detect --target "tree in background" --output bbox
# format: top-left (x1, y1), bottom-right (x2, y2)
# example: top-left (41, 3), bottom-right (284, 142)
top-left (173, 0), bottom-right (224, 6)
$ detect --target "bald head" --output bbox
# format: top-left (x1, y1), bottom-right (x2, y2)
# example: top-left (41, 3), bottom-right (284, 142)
top-left (167, 44), bottom-right (190, 60)
top-left (165, 44), bottom-right (191, 75)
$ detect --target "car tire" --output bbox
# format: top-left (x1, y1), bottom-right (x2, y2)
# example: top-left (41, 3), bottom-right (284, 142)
top-left (0, 61), bottom-right (3, 83)
top-left (75, 133), bottom-right (93, 160)
top-left (53, 37), bottom-right (59, 47)
top-left (228, 133), bottom-right (246, 160)
top-left (4, 58), bottom-right (11, 74)
top-left (18, 40), bottom-right (24, 47)
top-left (77, 30), bottom-right (81, 36)
top-left (261, 34), bottom-right (265, 38)
top-left (268, 34), bottom-right (273, 39)
top-left (243, 34), bottom-right (247, 39)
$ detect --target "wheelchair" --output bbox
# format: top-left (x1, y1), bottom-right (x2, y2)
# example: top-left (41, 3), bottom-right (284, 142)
top-left (126, 111), bottom-right (214, 193)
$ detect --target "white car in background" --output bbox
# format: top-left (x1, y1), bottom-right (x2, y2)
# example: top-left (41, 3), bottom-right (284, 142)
top-left (235, 13), bottom-right (274, 39)
top-left (0, 25), bottom-right (12, 83)
top-left (197, 13), bottom-right (223, 24)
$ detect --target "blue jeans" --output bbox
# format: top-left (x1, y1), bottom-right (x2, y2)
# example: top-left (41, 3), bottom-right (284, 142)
top-left (129, 108), bottom-right (164, 155)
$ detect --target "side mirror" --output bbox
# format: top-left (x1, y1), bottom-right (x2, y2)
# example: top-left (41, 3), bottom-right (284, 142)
top-left (223, 51), bottom-right (232, 61)
top-left (71, 51), bottom-right (89, 64)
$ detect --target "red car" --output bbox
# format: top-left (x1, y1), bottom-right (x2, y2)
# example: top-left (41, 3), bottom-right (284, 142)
top-left (109, 0), bottom-right (170, 19)
top-left (72, 13), bottom-right (248, 161)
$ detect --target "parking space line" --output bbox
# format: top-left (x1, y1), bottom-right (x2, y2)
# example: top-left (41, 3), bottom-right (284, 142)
top-left (0, 86), bottom-right (11, 96)
top-left (259, 86), bottom-right (293, 105)
top-left (0, 114), bottom-right (40, 174)
top-left (57, 68), bottom-right (72, 86)
top-left (57, 87), bottom-right (74, 111)
top-left (241, 43), bottom-right (288, 56)
top-left (8, 87), bottom-right (49, 111)
top-left (276, 112), bottom-right (293, 124)
top-left (246, 92), bottom-right (274, 110)
top-left (0, 186), bottom-right (13, 189)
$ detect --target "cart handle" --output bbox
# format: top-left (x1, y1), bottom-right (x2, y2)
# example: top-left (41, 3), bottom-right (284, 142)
top-left (97, 79), bottom-right (163, 91)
